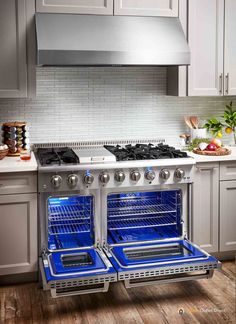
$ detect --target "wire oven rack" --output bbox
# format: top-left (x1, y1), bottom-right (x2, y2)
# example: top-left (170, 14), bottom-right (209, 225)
top-left (48, 201), bottom-right (93, 235)
top-left (107, 193), bottom-right (180, 231)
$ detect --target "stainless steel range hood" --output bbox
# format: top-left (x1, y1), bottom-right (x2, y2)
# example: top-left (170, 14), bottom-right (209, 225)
top-left (36, 13), bottom-right (190, 66)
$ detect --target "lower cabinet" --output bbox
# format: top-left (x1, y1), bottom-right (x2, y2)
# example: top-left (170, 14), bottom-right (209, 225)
top-left (193, 161), bottom-right (236, 254)
top-left (220, 180), bottom-right (236, 251)
top-left (192, 163), bottom-right (219, 253)
top-left (0, 193), bottom-right (37, 276)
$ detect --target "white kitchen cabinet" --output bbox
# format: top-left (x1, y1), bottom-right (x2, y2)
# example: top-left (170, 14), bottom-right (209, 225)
top-left (187, 0), bottom-right (236, 96)
top-left (0, 0), bottom-right (36, 98)
top-left (192, 163), bottom-right (219, 253)
top-left (36, 0), bottom-right (114, 15)
top-left (220, 181), bottom-right (236, 252)
top-left (0, 193), bottom-right (37, 276)
top-left (0, 0), bottom-right (27, 98)
top-left (188, 0), bottom-right (224, 96)
top-left (0, 172), bottom-right (37, 277)
top-left (114, 0), bottom-right (178, 17)
top-left (224, 0), bottom-right (236, 95)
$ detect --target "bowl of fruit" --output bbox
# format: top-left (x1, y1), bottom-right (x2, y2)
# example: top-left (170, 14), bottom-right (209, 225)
top-left (189, 138), bottom-right (231, 156)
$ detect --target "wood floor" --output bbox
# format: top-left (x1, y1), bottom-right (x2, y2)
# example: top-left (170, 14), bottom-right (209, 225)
top-left (0, 261), bottom-right (235, 324)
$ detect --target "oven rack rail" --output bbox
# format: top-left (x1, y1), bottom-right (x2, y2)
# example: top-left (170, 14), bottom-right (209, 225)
top-left (108, 214), bottom-right (177, 230)
top-left (48, 204), bottom-right (92, 221)
top-left (48, 220), bottom-right (91, 235)
top-left (108, 203), bottom-right (177, 218)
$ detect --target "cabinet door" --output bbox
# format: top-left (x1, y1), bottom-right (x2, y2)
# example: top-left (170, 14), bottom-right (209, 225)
top-left (192, 163), bottom-right (219, 253)
top-left (36, 0), bottom-right (113, 15)
top-left (220, 181), bottom-right (236, 251)
top-left (0, 193), bottom-right (37, 276)
top-left (0, 0), bottom-right (27, 98)
top-left (188, 0), bottom-right (224, 96)
top-left (114, 0), bottom-right (178, 17)
top-left (224, 0), bottom-right (236, 95)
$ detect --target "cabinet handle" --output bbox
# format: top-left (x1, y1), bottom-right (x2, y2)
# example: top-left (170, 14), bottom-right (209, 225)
top-left (225, 73), bottom-right (229, 94)
top-left (196, 167), bottom-right (217, 172)
top-left (219, 73), bottom-right (223, 94)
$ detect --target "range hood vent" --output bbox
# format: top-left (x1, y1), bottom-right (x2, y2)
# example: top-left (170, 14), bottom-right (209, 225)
top-left (36, 13), bottom-right (190, 66)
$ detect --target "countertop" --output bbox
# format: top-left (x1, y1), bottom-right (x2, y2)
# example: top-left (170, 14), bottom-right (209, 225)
top-left (188, 146), bottom-right (236, 163)
top-left (0, 147), bottom-right (236, 173)
top-left (0, 152), bottom-right (38, 173)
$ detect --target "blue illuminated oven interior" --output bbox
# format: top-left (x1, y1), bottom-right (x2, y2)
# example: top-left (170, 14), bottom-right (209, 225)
top-left (47, 195), bottom-right (94, 250)
top-left (107, 190), bottom-right (182, 244)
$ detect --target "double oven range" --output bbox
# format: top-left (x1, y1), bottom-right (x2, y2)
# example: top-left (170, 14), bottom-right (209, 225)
top-left (36, 143), bottom-right (220, 298)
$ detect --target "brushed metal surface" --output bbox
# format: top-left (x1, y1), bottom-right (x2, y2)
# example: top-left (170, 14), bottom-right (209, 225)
top-left (36, 14), bottom-right (190, 66)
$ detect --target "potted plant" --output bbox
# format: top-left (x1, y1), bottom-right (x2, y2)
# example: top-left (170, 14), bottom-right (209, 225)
top-left (204, 101), bottom-right (236, 145)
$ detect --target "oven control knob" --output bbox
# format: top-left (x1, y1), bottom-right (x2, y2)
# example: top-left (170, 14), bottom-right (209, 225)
top-left (67, 174), bottom-right (78, 187)
top-left (130, 170), bottom-right (141, 182)
top-left (159, 169), bottom-right (170, 181)
top-left (174, 168), bottom-right (185, 180)
top-left (51, 175), bottom-right (62, 189)
top-left (115, 171), bottom-right (125, 183)
top-left (84, 173), bottom-right (94, 185)
top-left (145, 170), bottom-right (156, 181)
top-left (99, 172), bottom-right (110, 184)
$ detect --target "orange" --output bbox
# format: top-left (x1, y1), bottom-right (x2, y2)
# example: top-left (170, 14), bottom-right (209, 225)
top-left (225, 127), bottom-right (233, 134)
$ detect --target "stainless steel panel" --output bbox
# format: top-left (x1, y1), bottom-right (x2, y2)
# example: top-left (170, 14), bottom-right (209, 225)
top-left (36, 14), bottom-right (190, 66)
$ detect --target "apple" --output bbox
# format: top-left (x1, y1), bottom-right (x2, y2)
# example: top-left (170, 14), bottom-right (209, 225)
top-left (206, 143), bottom-right (217, 151)
top-left (211, 138), bottom-right (222, 148)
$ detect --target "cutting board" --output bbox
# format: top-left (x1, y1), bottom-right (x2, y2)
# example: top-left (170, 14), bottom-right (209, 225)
top-left (193, 147), bottom-right (231, 156)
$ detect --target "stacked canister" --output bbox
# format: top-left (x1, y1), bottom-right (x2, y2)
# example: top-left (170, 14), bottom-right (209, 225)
top-left (2, 122), bottom-right (29, 156)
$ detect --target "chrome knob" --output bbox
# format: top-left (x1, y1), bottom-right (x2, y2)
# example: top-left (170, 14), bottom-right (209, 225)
top-left (159, 169), bottom-right (170, 181)
top-left (130, 170), bottom-right (141, 182)
top-left (51, 175), bottom-right (62, 189)
top-left (115, 171), bottom-right (125, 183)
top-left (174, 168), bottom-right (185, 180)
top-left (67, 174), bottom-right (78, 187)
top-left (99, 172), bottom-right (110, 184)
top-left (145, 170), bottom-right (156, 181)
top-left (84, 173), bottom-right (94, 185)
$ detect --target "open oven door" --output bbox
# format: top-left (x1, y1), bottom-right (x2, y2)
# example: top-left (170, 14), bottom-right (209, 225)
top-left (105, 239), bottom-right (221, 289)
top-left (39, 248), bottom-right (117, 298)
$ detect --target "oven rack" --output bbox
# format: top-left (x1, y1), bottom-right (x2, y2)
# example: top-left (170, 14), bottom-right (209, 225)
top-left (48, 220), bottom-right (90, 235)
top-left (108, 214), bottom-right (177, 230)
top-left (108, 203), bottom-right (177, 218)
top-left (48, 204), bottom-right (92, 221)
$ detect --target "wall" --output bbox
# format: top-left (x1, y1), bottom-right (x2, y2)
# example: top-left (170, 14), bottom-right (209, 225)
top-left (0, 67), bottom-right (235, 146)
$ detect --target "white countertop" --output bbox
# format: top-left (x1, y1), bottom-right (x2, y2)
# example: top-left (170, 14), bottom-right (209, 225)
top-left (188, 146), bottom-right (236, 163)
top-left (0, 152), bottom-right (38, 173)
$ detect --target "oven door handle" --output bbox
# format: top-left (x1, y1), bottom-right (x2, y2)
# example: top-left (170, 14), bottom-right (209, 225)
top-left (50, 282), bottom-right (110, 298)
top-left (124, 270), bottom-right (214, 289)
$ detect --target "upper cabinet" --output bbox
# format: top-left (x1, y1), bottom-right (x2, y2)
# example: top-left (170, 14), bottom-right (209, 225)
top-left (114, 0), bottom-right (178, 17)
top-left (36, 0), bottom-right (178, 16)
top-left (0, 0), bottom-right (27, 98)
top-left (188, 0), bottom-right (236, 96)
top-left (36, 0), bottom-right (114, 15)
top-left (224, 0), bottom-right (236, 95)
top-left (0, 0), bottom-right (36, 98)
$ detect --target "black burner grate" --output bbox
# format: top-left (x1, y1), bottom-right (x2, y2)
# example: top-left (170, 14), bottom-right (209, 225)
top-left (37, 147), bottom-right (79, 166)
top-left (104, 143), bottom-right (188, 161)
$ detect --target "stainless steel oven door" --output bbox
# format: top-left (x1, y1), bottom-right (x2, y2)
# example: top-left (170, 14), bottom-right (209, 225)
top-left (38, 190), bottom-right (117, 297)
top-left (101, 184), bottom-right (221, 288)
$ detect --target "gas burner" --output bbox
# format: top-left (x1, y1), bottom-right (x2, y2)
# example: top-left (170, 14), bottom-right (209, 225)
top-left (37, 147), bottom-right (79, 166)
top-left (104, 143), bottom-right (188, 161)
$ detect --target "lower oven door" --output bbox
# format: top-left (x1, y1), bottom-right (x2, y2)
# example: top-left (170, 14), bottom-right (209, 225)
top-left (106, 239), bottom-right (221, 288)
top-left (40, 248), bottom-right (117, 298)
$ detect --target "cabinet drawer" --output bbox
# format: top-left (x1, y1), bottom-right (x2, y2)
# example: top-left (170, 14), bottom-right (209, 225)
top-left (0, 172), bottom-right (37, 194)
top-left (220, 161), bottom-right (236, 180)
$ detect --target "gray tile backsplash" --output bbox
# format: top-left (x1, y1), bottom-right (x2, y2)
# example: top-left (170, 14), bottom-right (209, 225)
top-left (0, 67), bottom-right (235, 146)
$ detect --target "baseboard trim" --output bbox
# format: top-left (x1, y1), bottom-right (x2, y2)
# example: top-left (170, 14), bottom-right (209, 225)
top-left (0, 272), bottom-right (38, 285)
